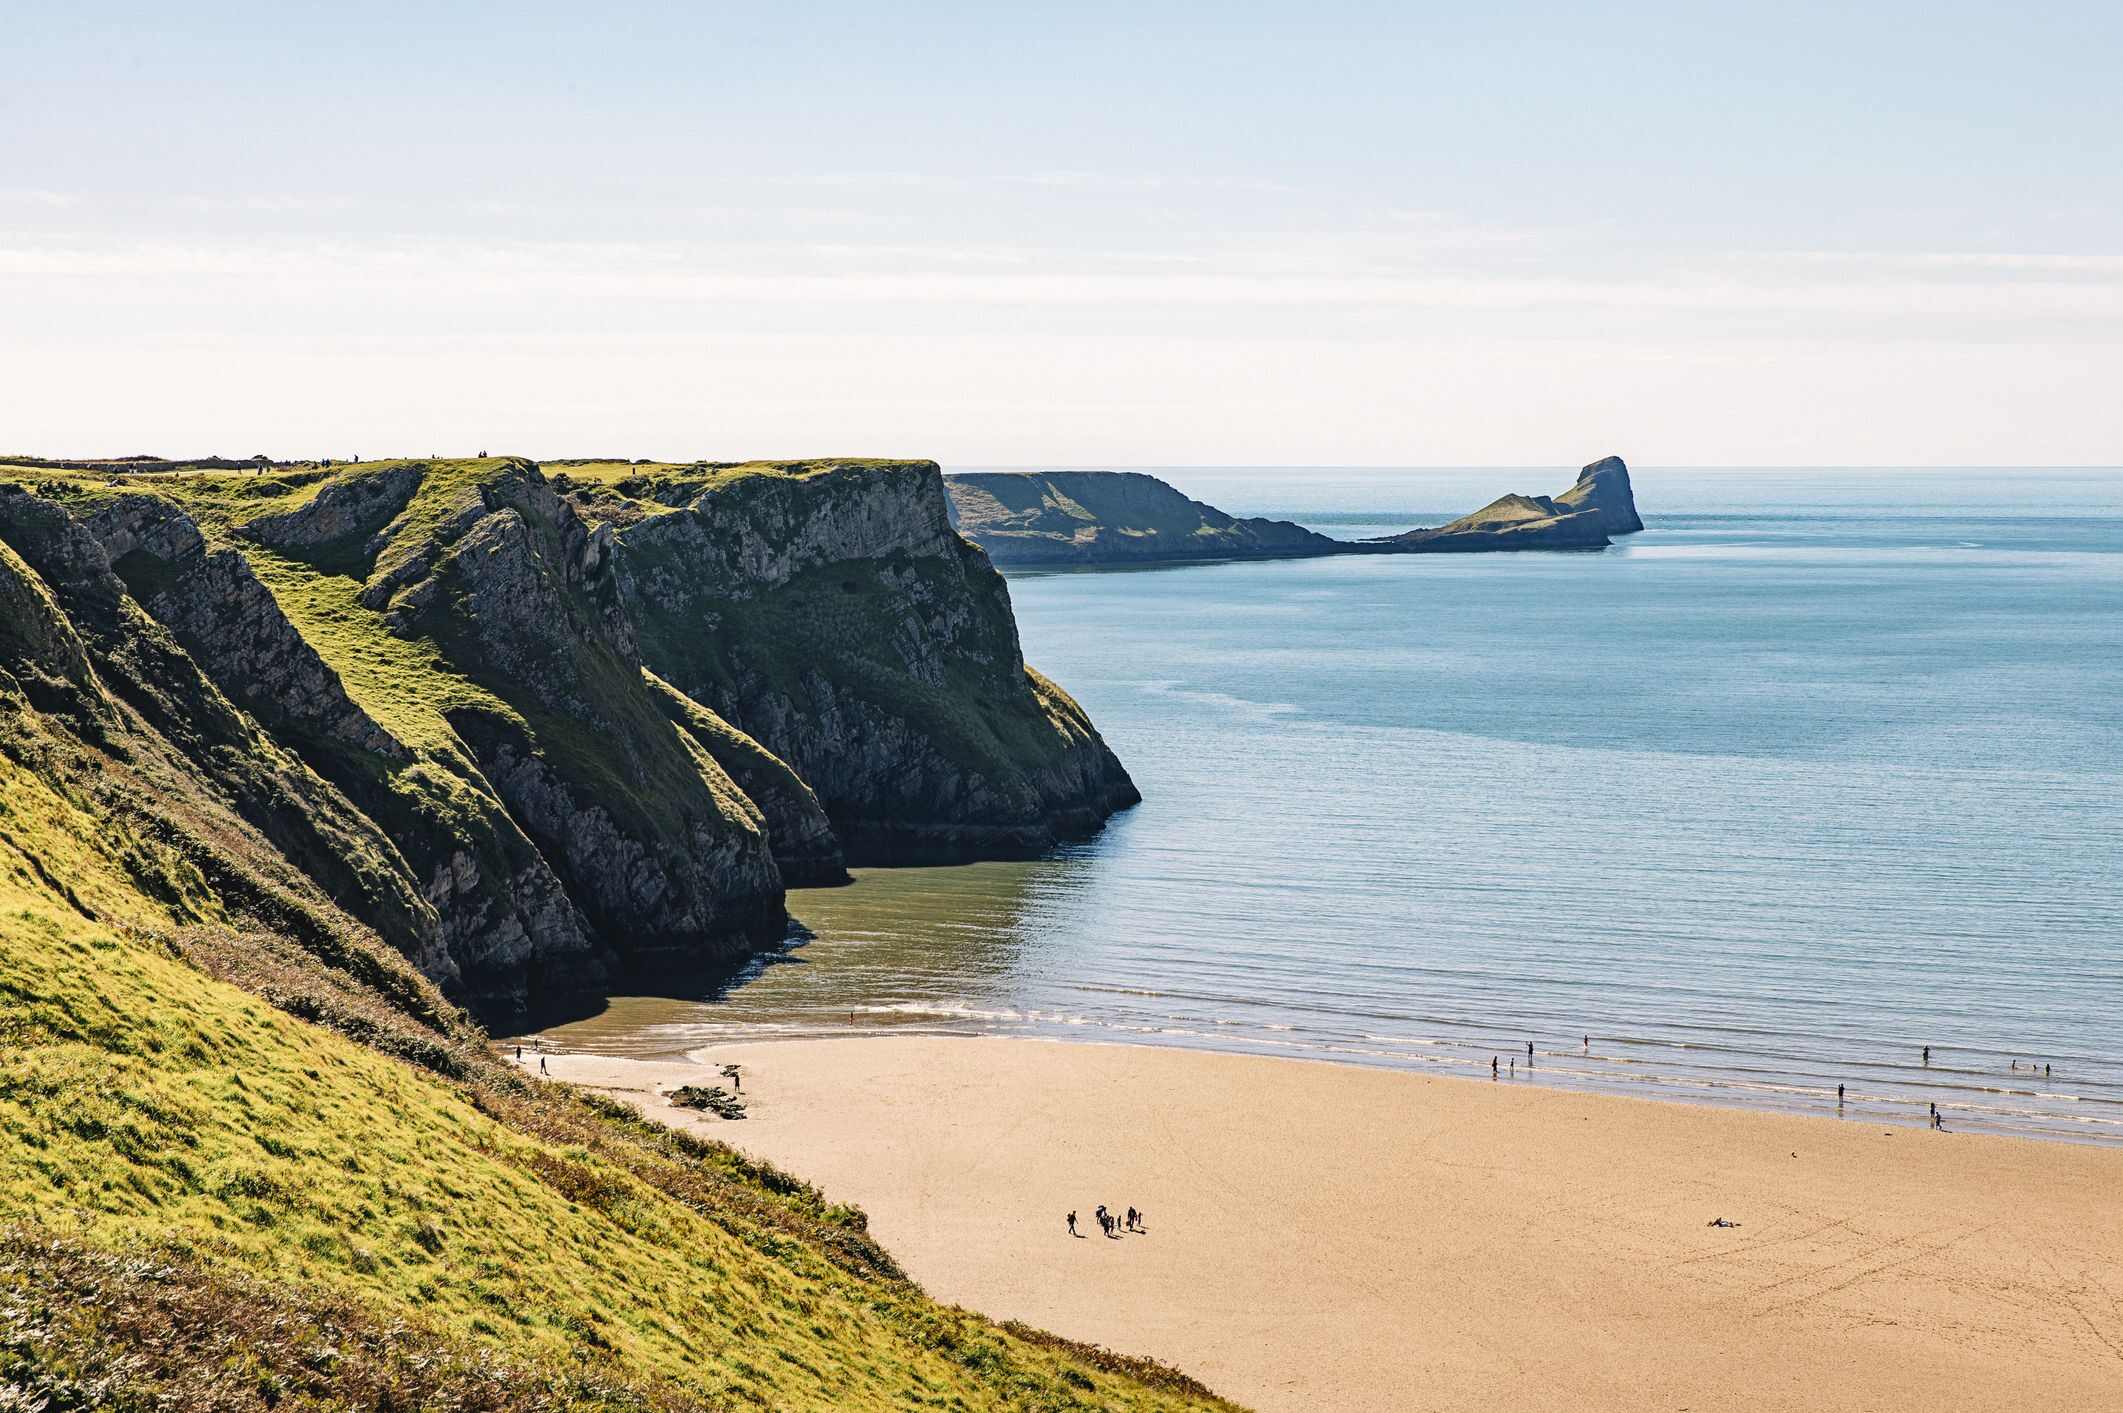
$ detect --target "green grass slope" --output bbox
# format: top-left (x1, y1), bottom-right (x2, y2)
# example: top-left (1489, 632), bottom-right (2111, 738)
top-left (0, 565), bottom-right (1231, 1407)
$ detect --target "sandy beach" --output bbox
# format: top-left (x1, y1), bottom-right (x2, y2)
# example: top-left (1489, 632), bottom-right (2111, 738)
top-left (531, 1037), bottom-right (2123, 1412)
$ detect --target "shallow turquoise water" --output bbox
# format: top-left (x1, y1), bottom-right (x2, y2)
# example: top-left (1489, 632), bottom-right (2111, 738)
top-left (545, 468), bottom-right (2123, 1145)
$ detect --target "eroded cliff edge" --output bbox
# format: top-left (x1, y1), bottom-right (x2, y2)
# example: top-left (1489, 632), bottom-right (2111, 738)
top-left (0, 455), bottom-right (1138, 1026)
top-left (557, 458), bottom-right (1141, 863)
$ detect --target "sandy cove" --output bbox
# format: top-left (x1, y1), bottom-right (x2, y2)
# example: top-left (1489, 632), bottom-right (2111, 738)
top-left (524, 1037), bottom-right (2123, 1413)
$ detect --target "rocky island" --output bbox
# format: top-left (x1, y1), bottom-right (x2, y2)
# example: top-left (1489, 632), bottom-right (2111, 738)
top-left (1374, 455), bottom-right (1644, 552)
top-left (947, 455), bottom-right (1644, 567)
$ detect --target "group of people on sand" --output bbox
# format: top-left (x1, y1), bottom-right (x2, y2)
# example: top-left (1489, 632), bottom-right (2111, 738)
top-left (1066, 1204), bottom-right (1145, 1240)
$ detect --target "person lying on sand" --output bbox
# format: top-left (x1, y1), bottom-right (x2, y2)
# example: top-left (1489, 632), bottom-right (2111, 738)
top-left (1707, 1218), bottom-right (1741, 1228)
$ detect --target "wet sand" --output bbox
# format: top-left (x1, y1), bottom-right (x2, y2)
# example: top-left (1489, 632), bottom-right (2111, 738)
top-left (527, 1036), bottom-right (2123, 1412)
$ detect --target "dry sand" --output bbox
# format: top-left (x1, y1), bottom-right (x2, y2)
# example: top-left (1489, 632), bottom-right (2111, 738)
top-left (532, 1038), bottom-right (2123, 1412)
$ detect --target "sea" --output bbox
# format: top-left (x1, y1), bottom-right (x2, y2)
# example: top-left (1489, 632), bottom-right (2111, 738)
top-left (538, 467), bottom-right (2123, 1146)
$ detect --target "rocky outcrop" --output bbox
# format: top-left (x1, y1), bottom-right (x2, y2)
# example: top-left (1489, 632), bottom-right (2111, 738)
top-left (0, 486), bottom-right (459, 988)
top-left (606, 460), bottom-right (1139, 862)
top-left (948, 471), bottom-right (1338, 567)
top-left (650, 673), bottom-right (846, 886)
top-left (1377, 455), bottom-right (1643, 552)
top-left (366, 461), bottom-right (789, 989)
top-left (238, 465), bottom-right (423, 555)
top-left (1554, 454), bottom-right (1645, 534)
top-left (65, 489), bottom-right (607, 1025)
top-left (86, 495), bottom-right (405, 760)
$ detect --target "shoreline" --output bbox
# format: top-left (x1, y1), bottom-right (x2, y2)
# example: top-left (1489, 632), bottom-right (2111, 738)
top-left (523, 1032), bottom-right (2123, 1413)
top-left (518, 998), bottom-right (2123, 1150)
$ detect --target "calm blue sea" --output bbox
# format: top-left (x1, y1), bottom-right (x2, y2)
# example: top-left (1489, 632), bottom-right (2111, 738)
top-left (544, 468), bottom-right (2123, 1145)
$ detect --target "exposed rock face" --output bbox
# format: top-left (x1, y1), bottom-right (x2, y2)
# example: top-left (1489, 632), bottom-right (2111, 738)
top-left (0, 487), bottom-right (458, 988)
top-left (365, 462), bottom-right (786, 989)
top-left (62, 488), bottom-right (607, 1025)
top-left (238, 465), bottom-right (423, 553)
top-left (0, 454), bottom-right (1145, 1023)
top-left (0, 504), bottom-right (103, 723)
top-left (608, 461), bottom-right (1139, 862)
top-left (947, 471), bottom-right (1337, 567)
top-left (1554, 455), bottom-right (1645, 534)
top-left (650, 673), bottom-right (846, 886)
top-left (86, 495), bottom-right (405, 760)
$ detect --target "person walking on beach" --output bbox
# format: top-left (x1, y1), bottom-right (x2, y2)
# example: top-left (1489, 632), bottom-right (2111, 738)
top-left (539, 1054), bottom-right (548, 1075)
top-left (1932, 1108), bottom-right (1946, 1131)
top-left (1492, 1056), bottom-right (1499, 1080)
top-left (1509, 1059), bottom-right (1516, 1079)
top-left (515, 1044), bottom-right (522, 1061)
top-left (1126, 1206), bottom-right (1139, 1232)
top-left (1067, 1211), bottom-right (1078, 1237)
top-left (1095, 1204), bottom-right (1111, 1237)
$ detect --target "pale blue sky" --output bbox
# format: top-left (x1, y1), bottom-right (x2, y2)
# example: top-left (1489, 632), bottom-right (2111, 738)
top-left (5, 2), bottom-right (2118, 464)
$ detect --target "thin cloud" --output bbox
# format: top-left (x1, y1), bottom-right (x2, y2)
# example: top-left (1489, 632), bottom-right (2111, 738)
top-left (4, 235), bottom-right (2118, 322)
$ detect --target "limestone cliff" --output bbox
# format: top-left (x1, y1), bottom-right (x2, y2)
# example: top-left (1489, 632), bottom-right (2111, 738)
top-left (947, 470), bottom-right (1337, 567)
top-left (581, 459), bottom-right (1140, 862)
top-left (0, 454), bottom-right (1141, 1021)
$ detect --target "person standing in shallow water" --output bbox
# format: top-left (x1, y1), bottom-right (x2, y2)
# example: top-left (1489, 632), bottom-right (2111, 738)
top-left (1492, 1056), bottom-right (1499, 1080)
top-left (1837, 1084), bottom-right (1845, 1108)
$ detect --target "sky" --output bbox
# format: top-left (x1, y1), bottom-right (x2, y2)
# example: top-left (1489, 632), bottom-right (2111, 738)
top-left (4, 2), bottom-right (2119, 466)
